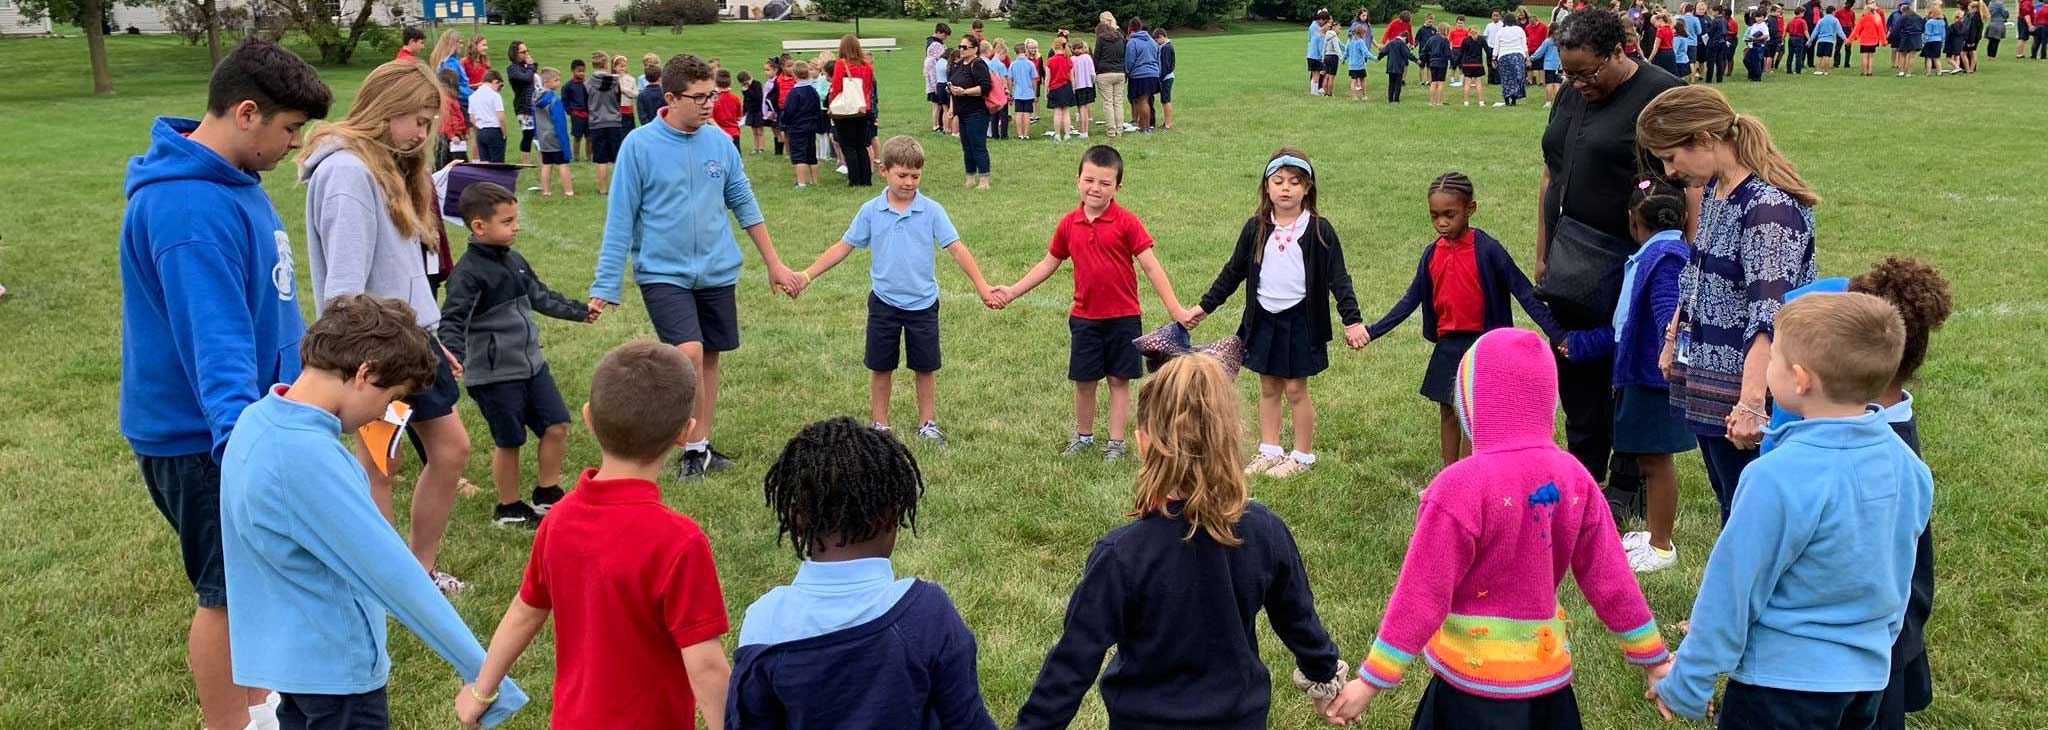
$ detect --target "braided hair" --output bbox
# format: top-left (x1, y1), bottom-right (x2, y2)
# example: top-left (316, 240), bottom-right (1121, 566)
top-left (1428, 171), bottom-right (1476, 202)
top-left (763, 417), bottom-right (925, 561)
top-left (1629, 177), bottom-right (1688, 233)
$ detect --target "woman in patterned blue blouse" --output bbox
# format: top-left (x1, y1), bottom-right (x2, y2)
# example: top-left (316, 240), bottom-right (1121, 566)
top-left (1637, 85), bottom-right (1819, 525)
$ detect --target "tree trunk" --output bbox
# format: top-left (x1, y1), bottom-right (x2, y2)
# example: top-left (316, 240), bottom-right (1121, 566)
top-left (82, 0), bottom-right (113, 95)
top-left (203, 0), bottom-right (223, 65)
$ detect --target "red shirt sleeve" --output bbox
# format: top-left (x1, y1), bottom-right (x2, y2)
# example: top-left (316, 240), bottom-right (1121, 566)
top-left (517, 524), bottom-right (552, 609)
top-left (1123, 214), bottom-right (1155, 257)
top-left (663, 530), bottom-right (730, 649)
top-left (1049, 222), bottom-right (1071, 260)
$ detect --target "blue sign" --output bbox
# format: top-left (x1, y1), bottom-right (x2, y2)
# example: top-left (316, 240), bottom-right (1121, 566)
top-left (424, 0), bottom-right (486, 20)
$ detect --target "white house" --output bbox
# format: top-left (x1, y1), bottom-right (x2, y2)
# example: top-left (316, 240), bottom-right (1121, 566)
top-left (1, 0), bottom-right (55, 35)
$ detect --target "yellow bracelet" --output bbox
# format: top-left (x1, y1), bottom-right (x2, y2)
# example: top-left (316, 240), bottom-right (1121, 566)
top-left (799, 270), bottom-right (813, 285)
top-left (468, 683), bottom-right (499, 704)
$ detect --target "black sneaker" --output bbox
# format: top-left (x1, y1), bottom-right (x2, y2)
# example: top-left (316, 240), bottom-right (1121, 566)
top-left (493, 501), bottom-right (542, 529)
top-left (705, 444), bottom-right (736, 472)
top-left (678, 449), bottom-right (709, 481)
top-left (531, 485), bottom-right (566, 514)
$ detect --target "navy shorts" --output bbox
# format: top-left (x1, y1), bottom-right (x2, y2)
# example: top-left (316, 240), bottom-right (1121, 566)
top-left (468, 366), bottom-right (572, 448)
top-left (1432, 66), bottom-right (1451, 82)
top-left (1077, 87), bottom-right (1097, 105)
top-left (1921, 40), bottom-right (1944, 58)
top-left (1014, 98), bottom-right (1037, 113)
top-left (1720, 680), bottom-right (1880, 730)
top-left (138, 452), bottom-right (227, 608)
top-left (1544, 69), bottom-right (1562, 84)
top-left (1612, 385), bottom-right (1695, 454)
top-left (788, 131), bottom-right (818, 165)
top-left (866, 293), bottom-right (941, 373)
top-left (541, 149), bottom-right (569, 165)
top-left (1349, 68), bottom-right (1368, 78)
top-left (1160, 78), bottom-right (1174, 103)
top-left (642, 283), bottom-right (740, 352)
top-left (1068, 315), bottom-right (1143, 382)
top-left (570, 113), bottom-right (588, 138)
top-left (517, 124), bottom-right (535, 153)
top-left (1322, 55), bottom-right (1339, 73)
top-left (1048, 86), bottom-right (1076, 108)
top-left (1308, 57), bottom-right (1324, 72)
top-left (405, 347), bottom-right (461, 421)
top-left (590, 125), bottom-right (624, 164)
top-left (279, 687), bottom-right (390, 730)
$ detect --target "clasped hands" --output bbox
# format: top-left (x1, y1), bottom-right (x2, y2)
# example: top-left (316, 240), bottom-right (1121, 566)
top-left (1315, 659), bottom-right (1677, 726)
top-left (1173, 306), bottom-right (1371, 350)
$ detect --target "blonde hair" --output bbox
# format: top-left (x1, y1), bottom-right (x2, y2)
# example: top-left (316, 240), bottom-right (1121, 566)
top-left (1055, 37), bottom-right (1070, 53)
top-left (301, 60), bottom-right (445, 243)
top-left (1134, 356), bottom-right (1248, 547)
top-left (642, 51), bottom-right (660, 67)
top-left (1100, 10), bottom-right (1118, 29)
top-left (880, 135), bottom-right (924, 169)
top-left (430, 29), bottom-right (463, 67)
top-left (1775, 292), bottom-right (1905, 404)
top-left (1637, 85), bottom-right (1820, 207)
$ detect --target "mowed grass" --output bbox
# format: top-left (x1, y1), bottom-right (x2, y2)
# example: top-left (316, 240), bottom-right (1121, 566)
top-left (3, 17), bottom-right (2048, 729)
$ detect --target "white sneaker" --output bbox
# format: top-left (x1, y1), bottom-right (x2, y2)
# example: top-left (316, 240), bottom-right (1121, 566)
top-left (1078, 132), bottom-right (1090, 139)
top-left (1620, 531), bottom-right (1651, 551)
top-left (431, 570), bottom-right (468, 595)
top-left (1244, 453), bottom-right (1287, 476)
top-left (835, 164), bottom-right (849, 175)
top-left (1451, 79), bottom-right (1464, 87)
top-left (1123, 123), bottom-right (1138, 132)
top-left (1463, 101), bottom-right (1471, 106)
top-left (1493, 101), bottom-right (1507, 107)
top-left (1628, 544), bottom-right (1679, 573)
top-left (1543, 101), bottom-right (1553, 108)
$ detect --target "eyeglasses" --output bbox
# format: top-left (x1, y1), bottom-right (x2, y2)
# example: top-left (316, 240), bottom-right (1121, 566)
top-left (1560, 60), bottom-right (1607, 86)
top-left (673, 91), bottom-right (719, 107)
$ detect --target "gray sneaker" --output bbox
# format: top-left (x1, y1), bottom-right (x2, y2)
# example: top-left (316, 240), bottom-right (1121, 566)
top-left (917, 421), bottom-right (947, 445)
top-left (1102, 440), bottom-right (1128, 462)
top-left (1061, 436), bottom-right (1096, 457)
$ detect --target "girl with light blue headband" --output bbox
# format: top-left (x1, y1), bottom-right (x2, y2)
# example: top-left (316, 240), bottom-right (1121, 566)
top-left (1185, 148), bottom-right (1368, 479)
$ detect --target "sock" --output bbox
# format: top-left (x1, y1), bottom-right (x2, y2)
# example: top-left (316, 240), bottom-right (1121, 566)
top-left (1075, 432), bottom-right (1095, 444)
top-left (922, 420), bottom-right (937, 430)
top-left (1651, 544), bottom-right (1676, 558)
top-left (1259, 443), bottom-right (1284, 458)
top-left (1106, 439), bottom-right (1125, 448)
top-left (685, 440), bottom-right (709, 454)
top-left (1290, 451), bottom-right (1317, 465)
top-left (872, 422), bottom-right (892, 431)
top-left (246, 692), bottom-right (280, 730)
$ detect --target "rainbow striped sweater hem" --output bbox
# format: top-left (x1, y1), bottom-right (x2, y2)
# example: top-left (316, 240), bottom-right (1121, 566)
top-left (1360, 616), bottom-right (1669, 700)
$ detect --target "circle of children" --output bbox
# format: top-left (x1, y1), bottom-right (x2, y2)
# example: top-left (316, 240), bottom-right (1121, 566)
top-left (120, 18), bottom-right (1950, 730)
top-left (1305, 0), bottom-right (2043, 107)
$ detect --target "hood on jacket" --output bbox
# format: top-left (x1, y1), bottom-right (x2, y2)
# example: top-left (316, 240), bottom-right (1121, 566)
top-left (296, 138), bottom-right (354, 183)
top-left (126, 117), bottom-right (262, 199)
top-left (1455, 328), bottom-right (1560, 453)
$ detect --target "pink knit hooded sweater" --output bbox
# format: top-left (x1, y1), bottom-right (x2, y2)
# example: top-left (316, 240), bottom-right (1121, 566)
top-left (1359, 328), bottom-right (1669, 699)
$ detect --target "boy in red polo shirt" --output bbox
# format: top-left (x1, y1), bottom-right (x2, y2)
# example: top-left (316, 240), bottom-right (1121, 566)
top-left (461, 340), bottom-right (731, 729)
top-left (994, 145), bottom-right (1190, 462)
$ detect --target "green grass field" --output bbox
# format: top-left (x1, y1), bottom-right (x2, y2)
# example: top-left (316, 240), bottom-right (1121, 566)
top-left (3, 16), bottom-right (2048, 729)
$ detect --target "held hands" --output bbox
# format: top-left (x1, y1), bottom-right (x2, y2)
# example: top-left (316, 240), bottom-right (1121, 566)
top-left (988, 285), bottom-right (1018, 309)
top-left (453, 683), bottom-right (491, 728)
top-left (1344, 323), bottom-right (1370, 350)
top-left (1725, 402), bottom-right (1767, 450)
top-left (587, 298), bottom-right (614, 325)
top-left (1321, 678), bottom-right (1379, 726)
top-left (768, 265), bottom-right (807, 299)
top-left (1643, 659), bottom-right (1677, 721)
top-left (1178, 305), bottom-right (1208, 330)
top-left (440, 341), bottom-right (465, 382)
top-left (978, 285), bottom-right (1007, 310)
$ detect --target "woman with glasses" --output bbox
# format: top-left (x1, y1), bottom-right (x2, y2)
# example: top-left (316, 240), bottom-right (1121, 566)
top-left (948, 43), bottom-right (994, 189)
top-left (1537, 7), bottom-right (1686, 508)
top-left (506, 41), bottom-right (538, 166)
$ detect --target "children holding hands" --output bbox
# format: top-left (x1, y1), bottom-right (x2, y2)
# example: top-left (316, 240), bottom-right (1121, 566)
top-left (1184, 149), bottom-right (1368, 479)
top-left (464, 340), bottom-right (731, 729)
top-left (992, 145), bottom-right (1191, 461)
top-left (1322, 327), bottom-right (1671, 729)
top-left (791, 136), bottom-right (1002, 442)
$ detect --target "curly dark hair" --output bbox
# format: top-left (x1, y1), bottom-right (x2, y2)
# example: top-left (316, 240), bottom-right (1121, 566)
top-left (1850, 256), bottom-right (1952, 383)
top-left (1630, 178), bottom-right (1687, 232)
top-left (1554, 8), bottom-right (1629, 53)
top-left (763, 417), bottom-right (924, 561)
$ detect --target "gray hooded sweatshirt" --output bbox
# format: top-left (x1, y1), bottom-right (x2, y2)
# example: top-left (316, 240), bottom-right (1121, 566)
top-left (301, 142), bottom-right (442, 329)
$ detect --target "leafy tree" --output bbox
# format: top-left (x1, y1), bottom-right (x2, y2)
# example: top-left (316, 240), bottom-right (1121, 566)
top-left (270, 0), bottom-right (386, 63)
top-left (15, 0), bottom-right (131, 94)
top-left (810, 0), bottom-right (896, 20)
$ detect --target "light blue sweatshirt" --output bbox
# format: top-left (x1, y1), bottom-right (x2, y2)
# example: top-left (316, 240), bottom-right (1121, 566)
top-left (1532, 38), bottom-right (1563, 70)
top-left (1346, 38), bottom-right (1377, 70)
top-left (1813, 14), bottom-right (1847, 44)
top-left (220, 390), bottom-right (528, 725)
top-left (1656, 409), bottom-right (1933, 720)
top-left (1924, 16), bottom-right (1947, 42)
top-left (591, 117), bottom-right (766, 302)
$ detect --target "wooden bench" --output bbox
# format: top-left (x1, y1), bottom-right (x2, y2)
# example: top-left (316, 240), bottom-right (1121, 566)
top-left (782, 36), bottom-right (899, 53)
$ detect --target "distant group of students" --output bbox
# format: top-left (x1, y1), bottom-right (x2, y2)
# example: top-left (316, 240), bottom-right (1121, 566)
top-left (1305, 5), bottom-right (1567, 106)
top-left (122, 26), bottom-right (1955, 730)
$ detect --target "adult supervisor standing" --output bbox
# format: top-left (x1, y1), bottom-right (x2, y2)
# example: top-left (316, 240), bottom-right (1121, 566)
top-left (1537, 7), bottom-right (1684, 494)
top-left (1095, 13), bottom-right (1129, 137)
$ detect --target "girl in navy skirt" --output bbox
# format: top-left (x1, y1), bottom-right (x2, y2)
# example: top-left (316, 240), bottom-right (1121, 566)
top-left (1558, 180), bottom-right (1694, 574)
top-left (1186, 148), bottom-right (1367, 479)
top-left (1360, 173), bottom-right (1562, 468)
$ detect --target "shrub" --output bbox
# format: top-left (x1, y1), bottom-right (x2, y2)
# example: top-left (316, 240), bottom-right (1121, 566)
top-left (810, 0), bottom-right (896, 20)
top-left (1012, 0), bottom-right (1247, 32)
top-left (497, 0), bottom-right (539, 24)
top-left (615, 0), bottom-right (718, 26)
top-left (1247, 0), bottom-right (1420, 23)
top-left (1438, 0), bottom-right (1518, 16)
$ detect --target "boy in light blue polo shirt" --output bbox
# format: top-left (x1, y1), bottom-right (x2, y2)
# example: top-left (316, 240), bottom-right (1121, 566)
top-left (796, 136), bottom-right (1002, 443)
top-left (1011, 43), bottom-right (1040, 140)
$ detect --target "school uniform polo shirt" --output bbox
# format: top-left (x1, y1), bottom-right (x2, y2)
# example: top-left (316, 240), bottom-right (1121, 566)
top-left (843, 192), bottom-right (961, 311)
top-left (519, 469), bottom-right (729, 728)
top-left (1049, 201), bottom-right (1155, 321)
top-left (1428, 229), bottom-right (1485, 335)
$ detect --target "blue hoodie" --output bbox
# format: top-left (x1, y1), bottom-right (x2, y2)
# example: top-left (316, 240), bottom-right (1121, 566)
top-left (221, 389), bottom-right (528, 725)
top-left (1656, 408), bottom-right (1933, 719)
top-left (590, 117), bottom-right (766, 303)
top-left (1126, 30), bottom-right (1162, 79)
top-left (1346, 37), bottom-right (1378, 70)
top-left (441, 55), bottom-right (473, 102)
top-left (120, 117), bottom-right (308, 461)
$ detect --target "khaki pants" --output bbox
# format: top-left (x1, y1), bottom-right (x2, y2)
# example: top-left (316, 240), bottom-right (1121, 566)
top-left (1096, 72), bottom-right (1127, 132)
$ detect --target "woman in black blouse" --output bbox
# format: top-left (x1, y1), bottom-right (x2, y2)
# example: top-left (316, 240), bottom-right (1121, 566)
top-left (948, 43), bottom-right (994, 189)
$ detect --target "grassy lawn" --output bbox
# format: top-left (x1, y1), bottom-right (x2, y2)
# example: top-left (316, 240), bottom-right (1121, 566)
top-left (3, 16), bottom-right (2047, 729)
